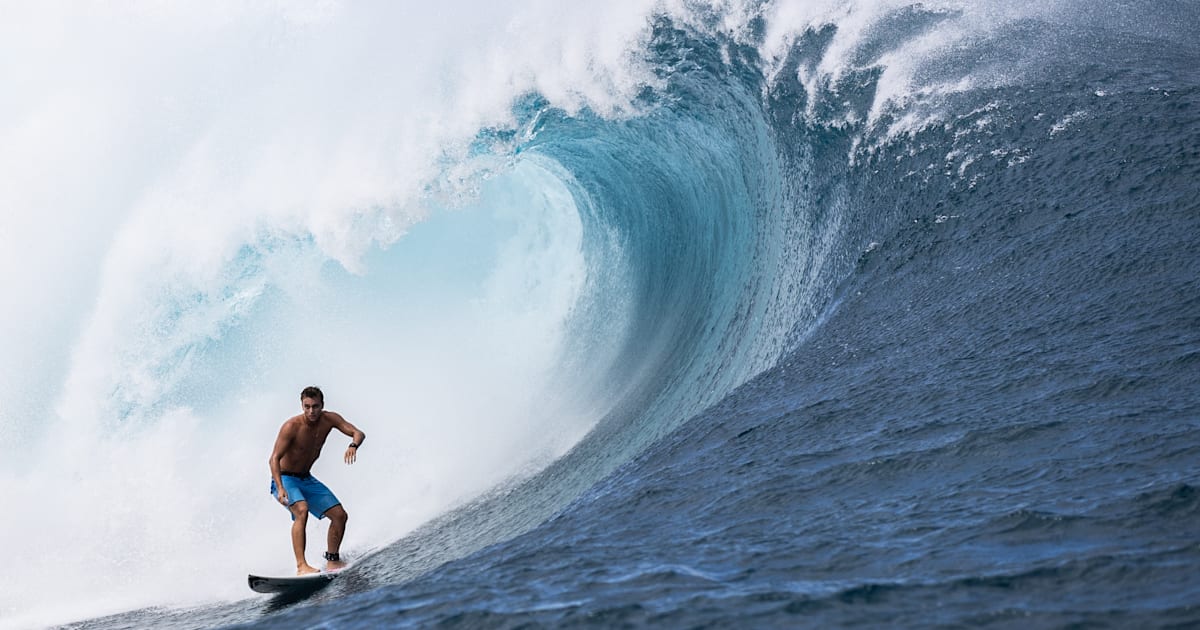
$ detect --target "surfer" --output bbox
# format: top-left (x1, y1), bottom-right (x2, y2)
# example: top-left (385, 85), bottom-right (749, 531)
top-left (268, 386), bottom-right (366, 575)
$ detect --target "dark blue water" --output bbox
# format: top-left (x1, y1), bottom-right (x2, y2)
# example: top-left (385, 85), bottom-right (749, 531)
top-left (68, 4), bottom-right (1200, 629)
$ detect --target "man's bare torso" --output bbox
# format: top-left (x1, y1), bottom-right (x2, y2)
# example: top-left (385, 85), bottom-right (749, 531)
top-left (277, 411), bottom-right (345, 473)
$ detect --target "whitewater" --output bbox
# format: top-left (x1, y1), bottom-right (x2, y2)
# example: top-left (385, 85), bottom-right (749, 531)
top-left (2, 1), bottom-right (1198, 628)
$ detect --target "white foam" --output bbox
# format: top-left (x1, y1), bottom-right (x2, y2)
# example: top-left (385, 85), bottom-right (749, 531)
top-left (0, 3), bottom-right (650, 625)
top-left (755, 1), bottom-right (1065, 147)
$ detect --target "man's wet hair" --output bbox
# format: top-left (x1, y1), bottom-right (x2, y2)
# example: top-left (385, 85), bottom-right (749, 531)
top-left (301, 386), bottom-right (324, 404)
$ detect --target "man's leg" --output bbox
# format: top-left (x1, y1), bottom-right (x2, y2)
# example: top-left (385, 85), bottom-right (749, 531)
top-left (324, 504), bottom-right (349, 570)
top-left (288, 501), bottom-right (320, 575)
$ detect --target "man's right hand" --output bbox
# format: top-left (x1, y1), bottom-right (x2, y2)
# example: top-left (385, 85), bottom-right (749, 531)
top-left (277, 489), bottom-right (289, 506)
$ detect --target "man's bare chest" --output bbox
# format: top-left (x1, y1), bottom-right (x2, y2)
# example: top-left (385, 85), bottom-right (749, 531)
top-left (292, 421), bottom-right (333, 453)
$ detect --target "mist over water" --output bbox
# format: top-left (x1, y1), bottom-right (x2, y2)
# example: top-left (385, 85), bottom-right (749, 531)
top-left (1, 3), bottom-right (652, 624)
top-left (4, 1), bottom-right (1197, 628)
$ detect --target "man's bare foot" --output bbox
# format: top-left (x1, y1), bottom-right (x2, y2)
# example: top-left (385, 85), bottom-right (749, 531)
top-left (296, 563), bottom-right (321, 576)
top-left (325, 559), bottom-right (347, 572)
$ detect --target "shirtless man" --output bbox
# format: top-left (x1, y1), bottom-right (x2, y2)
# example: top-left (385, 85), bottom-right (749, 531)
top-left (269, 386), bottom-right (366, 575)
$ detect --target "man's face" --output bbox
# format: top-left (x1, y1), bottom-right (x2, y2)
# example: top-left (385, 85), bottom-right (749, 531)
top-left (301, 396), bottom-right (324, 423)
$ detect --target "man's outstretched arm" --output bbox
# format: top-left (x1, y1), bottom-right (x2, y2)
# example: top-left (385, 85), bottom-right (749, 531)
top-left (330, 413), bottom-right (366, 464)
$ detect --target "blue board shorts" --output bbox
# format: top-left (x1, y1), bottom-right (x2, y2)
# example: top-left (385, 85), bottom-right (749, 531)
top-left (270, 473), bottom-right (341, 520)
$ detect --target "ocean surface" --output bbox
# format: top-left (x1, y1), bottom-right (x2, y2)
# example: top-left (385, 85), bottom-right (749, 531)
top-left (3, 2), bottom-right (1199, 628)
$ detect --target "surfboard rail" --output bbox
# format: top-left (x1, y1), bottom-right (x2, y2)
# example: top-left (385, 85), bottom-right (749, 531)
top-left (248, 570), bottom-right (339, 594)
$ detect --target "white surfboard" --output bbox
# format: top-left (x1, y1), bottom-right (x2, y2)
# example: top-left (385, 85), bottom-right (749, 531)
top-left (247, 569), bottom-right (340, 594)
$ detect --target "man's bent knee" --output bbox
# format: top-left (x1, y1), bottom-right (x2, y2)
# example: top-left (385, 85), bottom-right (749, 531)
top-left (290, 501), bottom-right (310, 519)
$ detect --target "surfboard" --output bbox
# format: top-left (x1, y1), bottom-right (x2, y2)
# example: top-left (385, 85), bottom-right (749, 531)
top-left (247, 569), bottom-right (340, 594)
